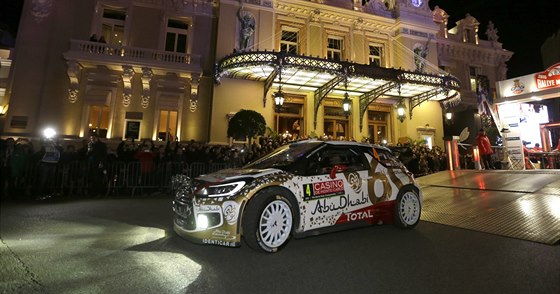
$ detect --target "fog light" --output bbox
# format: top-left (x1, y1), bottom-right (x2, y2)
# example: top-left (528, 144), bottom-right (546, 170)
top-left (197, 214), bottom-right (209, 229)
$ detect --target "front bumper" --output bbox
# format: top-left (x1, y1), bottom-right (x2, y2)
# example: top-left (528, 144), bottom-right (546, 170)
top-left (172, 198), bottom-right (242, 247)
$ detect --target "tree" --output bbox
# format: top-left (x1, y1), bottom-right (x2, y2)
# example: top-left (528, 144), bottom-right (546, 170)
top-left (227, 109), bottom-right (266, 145)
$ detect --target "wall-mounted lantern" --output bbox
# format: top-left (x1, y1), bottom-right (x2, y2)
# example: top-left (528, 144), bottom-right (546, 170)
top-left (342, 78), bottom-right (351, 117)
top-left (396, 99), bottom-right (406, 123)
top-left (274, 66), bottom-right (284, 112)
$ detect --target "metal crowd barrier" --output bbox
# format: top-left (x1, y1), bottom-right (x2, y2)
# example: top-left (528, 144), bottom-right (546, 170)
top-left (455, 143), bottom-right (559, 170)
top-left (456, 144), bottom-right (507, 170)
top-left (3, 160), bottom-right (237, 198)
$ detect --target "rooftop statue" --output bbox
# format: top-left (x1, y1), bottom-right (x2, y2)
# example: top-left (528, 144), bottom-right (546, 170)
top-left (486, 21), bottom-right (499, 42)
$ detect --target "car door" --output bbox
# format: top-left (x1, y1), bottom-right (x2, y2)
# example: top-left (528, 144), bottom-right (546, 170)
top-left (299, 145), bottom-right (372, 231)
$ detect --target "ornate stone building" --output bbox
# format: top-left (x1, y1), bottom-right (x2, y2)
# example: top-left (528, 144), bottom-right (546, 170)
top-left (433, 6), bottom-right (512, 135)
top-left (1, 0), bottom-right (512, 149)
top-left (3, 0), bottom-right (216, 142)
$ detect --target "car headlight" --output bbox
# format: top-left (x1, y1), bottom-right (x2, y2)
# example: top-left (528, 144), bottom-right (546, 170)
top-left (196, 181), bottom-right (246, 198)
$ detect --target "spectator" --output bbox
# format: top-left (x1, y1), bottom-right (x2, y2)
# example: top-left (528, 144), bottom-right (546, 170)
top-left (87, 134), bottom-right (108, 197)
top-left (551, 138), bottom-right (560, 168)
top-left (140, 139), bottom-right (155, 152)
top-left (1, 138), bottom-right (16, 201)
top-left (554, 138), bottom-right (560, 152)
top-left (135, 143), bottom-right (156, 173)
top-left (475, 129), bottom-right (494, 169)
top-left (60, 144), bottom-right (79, 164)
top-left (7, 142), bottom-right (32, 200)
top-left (77, 139), bottom-right (89, 160)
top-left (97, 36), bottom-right (107, 54)
top-left (117, 137), bottom-right (137, 163)
top-left (527, 143), bottom-right (543, 165)
top-left (134, 143), bottom-right (157, 193)
top-left (59, 144), bottom-right (81, 196)
top-left (531, 143), bottom-right (543, 152)
top-left (522, 142), bottom-right (534, 169)
top-left (35, 138), bottom-right (63, 200)
top-left (230, 149), bottom-right (243, 167)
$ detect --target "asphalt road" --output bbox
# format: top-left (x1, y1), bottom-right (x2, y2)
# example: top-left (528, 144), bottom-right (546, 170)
top-left (1, 196), bottom-right (559, 294)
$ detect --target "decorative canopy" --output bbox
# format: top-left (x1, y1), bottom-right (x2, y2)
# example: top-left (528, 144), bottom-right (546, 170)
top-left (215, 51), bottom-right (461, 128)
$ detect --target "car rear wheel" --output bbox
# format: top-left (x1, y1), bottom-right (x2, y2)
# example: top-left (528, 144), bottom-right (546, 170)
top-left (243, 189), bottom-right (294, 253)
top-left (394, 188), bottom-right (421, 229)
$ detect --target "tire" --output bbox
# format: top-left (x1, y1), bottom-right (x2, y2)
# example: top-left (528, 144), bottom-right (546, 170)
top-left (394, 187), bottom-right (421, 229)
top-left (243, 189), bottom-right (295, 253)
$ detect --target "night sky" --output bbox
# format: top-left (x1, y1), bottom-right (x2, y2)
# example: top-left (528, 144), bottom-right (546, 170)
top-left (1, 0), bottom-right (558, 78)
top-left (0, 0), bottom-right (23, 46)
top-left (429, 0), bottom-right (560, 78)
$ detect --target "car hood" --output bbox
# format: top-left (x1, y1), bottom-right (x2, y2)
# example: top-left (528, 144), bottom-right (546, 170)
top-left (196, 168), bottom-right (283, 183)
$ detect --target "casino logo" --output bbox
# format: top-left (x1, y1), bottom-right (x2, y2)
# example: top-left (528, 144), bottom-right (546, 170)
top-left (303, 179), bottom-right (345, 201)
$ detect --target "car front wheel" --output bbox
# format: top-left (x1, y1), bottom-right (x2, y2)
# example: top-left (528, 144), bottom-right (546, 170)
top-left (394, 188), bottom-right (421, 229)
top-left (243, 189), bottom-right (294, 253)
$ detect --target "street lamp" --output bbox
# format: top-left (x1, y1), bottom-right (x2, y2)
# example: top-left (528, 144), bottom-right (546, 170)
top-left (342, 78), bottom-right (351, 117)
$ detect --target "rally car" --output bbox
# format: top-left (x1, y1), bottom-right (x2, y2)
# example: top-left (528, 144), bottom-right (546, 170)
top-left (172, 140), bottom-right (422, 253)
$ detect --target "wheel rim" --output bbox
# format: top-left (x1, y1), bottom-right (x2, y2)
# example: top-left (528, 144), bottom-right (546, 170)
top-left (399, 191), bottom-right (420, 225)
top-left (259, 200), bottom-right (293, 248)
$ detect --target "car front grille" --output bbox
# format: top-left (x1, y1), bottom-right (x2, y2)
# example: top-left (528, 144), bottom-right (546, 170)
top-left (174, 201), bottom-right (196, 230)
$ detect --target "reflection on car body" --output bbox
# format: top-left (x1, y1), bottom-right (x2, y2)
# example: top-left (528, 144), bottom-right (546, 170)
top-left (172, 140), bottom-right (422, 253)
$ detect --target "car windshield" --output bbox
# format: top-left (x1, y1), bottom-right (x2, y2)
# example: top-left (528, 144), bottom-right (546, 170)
top-left (244, 141), bottom-right (323, 170)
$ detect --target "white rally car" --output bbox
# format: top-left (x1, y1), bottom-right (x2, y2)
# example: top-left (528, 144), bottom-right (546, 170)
top-left (172, 140), bottom-right (422, 253)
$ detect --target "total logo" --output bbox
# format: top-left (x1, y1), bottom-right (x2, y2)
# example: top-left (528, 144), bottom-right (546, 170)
top-left (345, 210), bottom-right (374, 222)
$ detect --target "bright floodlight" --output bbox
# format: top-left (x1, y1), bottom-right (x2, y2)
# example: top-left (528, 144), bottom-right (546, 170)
top-left (43, 127), bottom-right (56, 139)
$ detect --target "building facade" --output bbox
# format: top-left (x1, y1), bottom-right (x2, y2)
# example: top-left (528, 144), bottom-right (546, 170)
top-left (433, 6), bottom-right (513, 140)
top-left (0, 48), bottom-right (12, 122)
top-left (3, 0), bottom-right (216, 143)
top-left (1, 0), bottom-right (512, 149)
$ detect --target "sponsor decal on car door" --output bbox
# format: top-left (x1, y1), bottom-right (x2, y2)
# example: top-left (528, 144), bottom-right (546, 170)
top-left (300, 170), bottom-right (372, 231)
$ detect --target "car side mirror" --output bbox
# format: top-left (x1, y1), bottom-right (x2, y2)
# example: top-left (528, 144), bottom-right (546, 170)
top-left (330, 164), bottom-right (348, 179)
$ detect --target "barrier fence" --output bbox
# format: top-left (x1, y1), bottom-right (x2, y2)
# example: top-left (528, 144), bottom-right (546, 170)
top-left (3, 160), bottom-right (236, 198)
top-left (456, 143), bottom-right (559, 170)
top-left (7, 150), bottom-right (557, 200)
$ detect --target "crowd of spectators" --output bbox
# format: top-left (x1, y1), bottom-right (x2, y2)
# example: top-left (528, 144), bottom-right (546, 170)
top-left (388, 143), bottom-right (448, 176)
top-left (0, 135), bottom-right (291, 201)
top-left (1, 134), bottom-right (448, 201)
